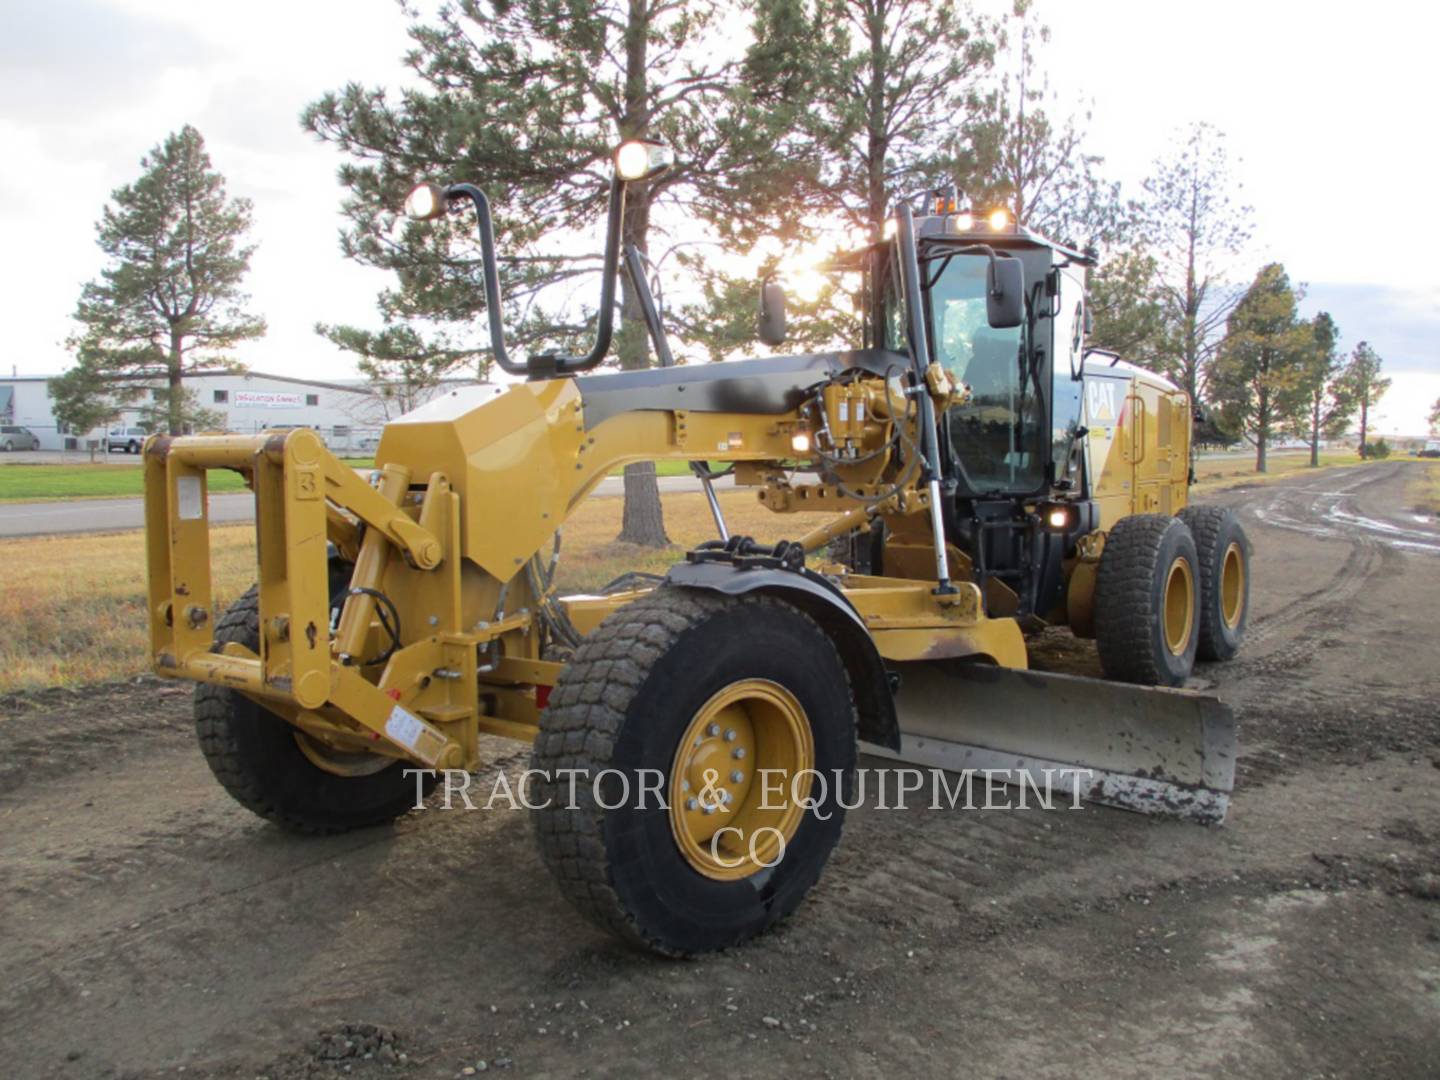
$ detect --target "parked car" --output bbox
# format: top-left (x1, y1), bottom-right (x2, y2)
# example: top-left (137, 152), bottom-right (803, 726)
top-left (1420, 440), bottom-right (1440, 459)
top-left (0, 425), bottom-right (41, 451)
top-left (105, 426), bottom-right (150, 454)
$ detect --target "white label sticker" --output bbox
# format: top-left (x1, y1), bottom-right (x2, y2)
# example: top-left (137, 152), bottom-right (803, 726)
top-left (176, 475), bottom-right (203, 521)
top-left (385, 705), bottom-right (425, 750)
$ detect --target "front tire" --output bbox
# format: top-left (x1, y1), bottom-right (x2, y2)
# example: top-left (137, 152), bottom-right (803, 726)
top-left (1178, 505), bottom-right (1250, 661)
top-left (1095, 514), bottom-right (1201, 687)
top-left (529, 588), bottom-right (857, 956)
top-left (195, 587), bottom-right (426, 834)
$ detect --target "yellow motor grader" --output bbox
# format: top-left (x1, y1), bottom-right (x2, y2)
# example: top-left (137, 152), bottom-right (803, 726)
top-left (143, 141), bottom-right (1248, 955)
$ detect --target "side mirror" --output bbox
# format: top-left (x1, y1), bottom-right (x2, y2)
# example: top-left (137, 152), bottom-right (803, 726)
top-left (758, 280), bottom-right (787, 346)
top-left (986, 258), bottom-right (1024, 329)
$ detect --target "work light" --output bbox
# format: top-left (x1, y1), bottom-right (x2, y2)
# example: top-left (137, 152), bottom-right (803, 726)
top-left (615, 140), bottom-right (675, 182)
top-left (403, 182), bottom-right (448, 221)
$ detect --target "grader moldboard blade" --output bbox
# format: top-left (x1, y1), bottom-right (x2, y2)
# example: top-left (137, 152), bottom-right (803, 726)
top-left (865, 662), bottom-right (1237, 824)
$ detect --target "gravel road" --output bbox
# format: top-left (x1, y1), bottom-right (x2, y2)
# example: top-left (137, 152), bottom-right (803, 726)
top-left (0, 461), bottom-right (1436, 1079)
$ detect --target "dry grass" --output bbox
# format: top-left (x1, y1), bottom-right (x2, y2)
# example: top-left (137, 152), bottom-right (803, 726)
top-left (0, 452), bottom-right (1379, 694)
top-left (0, 491), bottom-right (828, 694)
top-left (553, 489), bottom-right (831, 594)
top-left (1405, 460), bottom-right (1440, 518)
top-left (0, 526), bottom-right (259, 694)
top-left (1191, 450), bottom-right (1363, 491)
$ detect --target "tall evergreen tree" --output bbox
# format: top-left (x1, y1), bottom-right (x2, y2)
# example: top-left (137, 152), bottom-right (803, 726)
top-left (66, 125), bottom-right (265, 435)
top-left (969, 3), bottom-right (1118, 246)
top-left (1292, 311), bottom-right (1355, 467)
top-left (804, 0), bottom-right (996, 242)
top-left (1085, 249), bottom-right (1171, 370)
top-left (304, 0), bottom-right (809, 546)
top-left (1208, 263), bottom-right (1309, 473)
top-left (681, 0), bottom-right (998, 358)
top-left (1340, 341), bottom-right (1391, 456)
top-left (1139, 122), bottom-right (1252, 402)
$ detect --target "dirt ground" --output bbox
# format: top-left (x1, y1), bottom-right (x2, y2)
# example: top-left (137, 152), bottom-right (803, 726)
top-left (1, 460), bottom-right (1437, 1079)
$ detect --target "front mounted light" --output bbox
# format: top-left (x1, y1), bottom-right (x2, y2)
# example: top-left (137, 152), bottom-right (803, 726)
top-left (403, 182), bottom-right (449, 221)
top-left (615, 140), bottom-right (675, 183)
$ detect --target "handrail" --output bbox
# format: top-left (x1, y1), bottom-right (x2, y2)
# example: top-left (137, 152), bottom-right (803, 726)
top-left (445, 177), bottom-right (627, 379)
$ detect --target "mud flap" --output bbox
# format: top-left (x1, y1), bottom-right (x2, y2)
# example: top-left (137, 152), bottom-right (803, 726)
top-left (863, 661), bottom-right (1237, 825)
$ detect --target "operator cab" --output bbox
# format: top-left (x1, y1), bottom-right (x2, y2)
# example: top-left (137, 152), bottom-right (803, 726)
top-left (870, 200), bottom-right (1098, 619)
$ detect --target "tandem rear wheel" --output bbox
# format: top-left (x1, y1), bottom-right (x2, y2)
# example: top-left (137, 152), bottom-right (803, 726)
top-left (1178, 505), bottom-right (1251, 661)
top-left (529, 588), bottom-right (857, 956)
top-left (1094, 514), bottom-right (1202, 687)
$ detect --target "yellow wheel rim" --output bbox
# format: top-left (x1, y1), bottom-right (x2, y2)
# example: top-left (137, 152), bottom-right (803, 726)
top-left (668, 679), bottom-right (814, 881)
top-left (1220, 541), bottom-right (1246, 630)
top-left (1162, 556), bottom-right (1195, 656)
top-left (294, 731), bottom-right (392, 777)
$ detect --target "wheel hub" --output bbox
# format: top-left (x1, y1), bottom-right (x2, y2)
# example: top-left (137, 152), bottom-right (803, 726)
top-left (1220, 541), bottom-right (1246, 630)
top-left (1163, 556), bottom-right (1195, 657)
top-left (669, 679), bottom-right (813, 881)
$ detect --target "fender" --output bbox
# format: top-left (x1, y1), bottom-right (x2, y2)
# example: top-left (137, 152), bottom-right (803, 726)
top-left (665, 560), bottom-right (900, 751)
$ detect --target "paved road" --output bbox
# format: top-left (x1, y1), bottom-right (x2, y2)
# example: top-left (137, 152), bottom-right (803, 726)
top-left (0, 473), bottom-right (728, 538)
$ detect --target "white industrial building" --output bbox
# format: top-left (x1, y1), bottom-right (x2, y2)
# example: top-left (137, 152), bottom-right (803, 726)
top-left (0, 370), bottom-right (474, 453)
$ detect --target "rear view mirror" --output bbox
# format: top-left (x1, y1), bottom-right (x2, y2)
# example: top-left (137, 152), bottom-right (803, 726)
top-left (758, 280), bottom-right (787, 346)
top-left (987, 257), bottom-right (1024, 329)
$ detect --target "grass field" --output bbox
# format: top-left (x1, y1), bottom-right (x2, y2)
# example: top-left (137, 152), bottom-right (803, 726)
top-left (1405, 459), bottom-right (1440, 518)
top-left (0, 450), bottom-right (1375, 693)
top-left (0, 451), bottom-right (1349, 502)
top-left (1191, 449), bottom-right (1362, 490)
top-left (0, 490), bottom-right (830, 693)
top-left (0, 459), bottom-right (685, 502)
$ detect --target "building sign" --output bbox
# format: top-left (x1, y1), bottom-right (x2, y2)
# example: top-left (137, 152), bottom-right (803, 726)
top-left (234, 390), bottom-right (304, 409)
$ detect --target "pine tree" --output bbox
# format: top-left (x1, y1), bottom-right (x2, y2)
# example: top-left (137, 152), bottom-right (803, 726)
top-left (1208, 263), bottom-right (1309, 473)
top-left (681, 0), bottom-right (1000, 358)
top-left (1086, 249), bottom-right (1172, 370)
top-left (1293, 312), bottom-right (1355, 467)
top-left (1138, 123), bottom-right (1252, 402)
top-left (1341, 341), bottom-right (1391, 456)
top-left (969, 3), bottom-right (1119, 246)
top-left (304, 0), bottom-right (810, 546)
top-left (66, 126), bottom-right (264, 435)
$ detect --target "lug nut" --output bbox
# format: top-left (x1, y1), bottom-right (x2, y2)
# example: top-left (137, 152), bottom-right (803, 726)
top-left (732, 748), bottom-right (746, 760)
top-left (702, 804), bottom-right (715, 816)
top-left (731, 770), bottom-right (744, 783)
top-left (724, 729), bottom-right (737, 742)
top-left (706, 723), bottom-right (720, 737)
top-left (686, 798), bottom-right (698, 811)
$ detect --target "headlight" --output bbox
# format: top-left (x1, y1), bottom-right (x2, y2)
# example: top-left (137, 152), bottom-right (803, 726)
top-left (615, 140), bottom-right (675, 182)
top-left (403, 182), bottom-right (448, 221)
top-left (988, 208), bottom-right (1010, 230)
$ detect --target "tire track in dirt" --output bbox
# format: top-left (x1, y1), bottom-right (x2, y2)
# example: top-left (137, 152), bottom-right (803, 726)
top-left (1204, 464), bottom-right (1440, 788)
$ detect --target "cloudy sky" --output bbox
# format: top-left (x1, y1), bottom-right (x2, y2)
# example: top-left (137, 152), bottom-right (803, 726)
top-left (2, 0), bottom-right (1435, 434)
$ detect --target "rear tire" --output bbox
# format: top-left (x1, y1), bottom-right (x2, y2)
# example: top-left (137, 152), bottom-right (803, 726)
top-left (1178, 505), bottom-right (1250, 661)
top-left (1095, 514), bottom-right (1200, 687)
top-left (194, 586), bottom-right (427, 834)
top-left (529, 588), bottom-right (856, 956)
